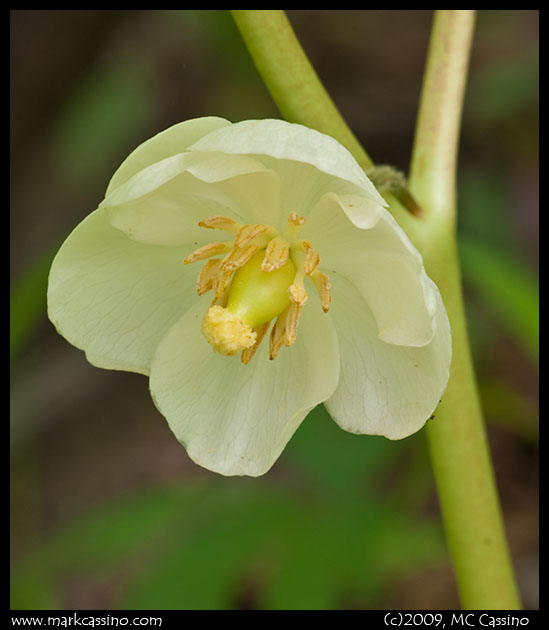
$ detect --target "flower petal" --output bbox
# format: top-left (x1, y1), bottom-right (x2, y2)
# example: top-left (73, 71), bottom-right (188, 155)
top-left (188, 119), bottom-right (387, 224)
top-left (106, 116), bottom-right (231, 194)
top-left (102, 152), bottom-right (281, 246)
top-left (47, 208), bottom-right (198, 375)
top-left (325, 274), bottom-right (451, 439)
top-left (149, 294), bottom-right (340, 476)
top-left (306, 193), bottom-right (437, 347)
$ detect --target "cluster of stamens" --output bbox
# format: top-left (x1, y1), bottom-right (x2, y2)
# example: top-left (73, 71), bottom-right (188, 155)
top-left (184, 212), bottom-right (331, 364)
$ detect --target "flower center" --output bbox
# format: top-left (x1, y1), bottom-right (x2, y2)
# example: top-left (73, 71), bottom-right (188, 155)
top-left (185, 213), bottom-right (331, 364)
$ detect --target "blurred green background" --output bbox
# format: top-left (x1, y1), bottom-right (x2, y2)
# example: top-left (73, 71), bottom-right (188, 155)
top-left (10, 10), bottom-right (538, 610)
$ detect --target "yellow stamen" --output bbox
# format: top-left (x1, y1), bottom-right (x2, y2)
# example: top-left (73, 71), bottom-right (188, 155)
top-left (196, 258), bottom-right (222, 296)
top-left (221, 243), bottom-right (261, 272)
top-left (269, 310), bottom-right (287, 360)
top-left (187, 212), bottom-right (329, 363)
top-left (184, 241), bottom-right (231, 264)
top-left (285, 212), bottom-right (306, 241)
top-left (283, 301), bottom-right (303, 347)
top-left (311, 271), bottom-right (331, 313)
top-left (235, 223), bottom-right (273, 248)
top-left (269, 302), bottom-right (303, 359)
top-left (241, 321), bottom-right (271, 364)
top-left (302, 240), bottom-right (320, 276)
top-left (198, 215), bottom-right (242, 233)
top-left (288, 250), bottom-right (308, 306)
top-left (214, 268), bottom-right (234, 299)
top-left (261, 236), bottom-right (290, 272)
top-left (289, 282), bottom-right (307, 306)
top-left (287, 211), bottom-right (305, 227)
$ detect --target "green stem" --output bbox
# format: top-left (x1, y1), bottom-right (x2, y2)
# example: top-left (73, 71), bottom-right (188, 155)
top-left (231, 9), bottom-right (521, 609)
top-left (230, 10), bottom-right (374, 172)
top-left (408, 10), bottom-right (521, 609)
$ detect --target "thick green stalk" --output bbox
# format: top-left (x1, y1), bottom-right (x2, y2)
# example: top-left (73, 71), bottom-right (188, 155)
top-left (230, 10), bottom-right (374, 172)
top-left (409, 10), bottom-right (521, 609)
top-left (231, 9), bottom-right (521, 609)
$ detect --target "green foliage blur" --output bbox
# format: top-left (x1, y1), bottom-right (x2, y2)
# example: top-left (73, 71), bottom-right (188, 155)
top-left (10, 10), bottom-right (538, 610)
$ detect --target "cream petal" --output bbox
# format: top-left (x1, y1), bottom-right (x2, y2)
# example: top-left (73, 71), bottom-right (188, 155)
top-left (149, 294), bottom-right (340, 476)
top-left (47, 208), bottom-right (198, 375)
top-left (325, 274), bottom-right (451, 439)
top-left (106, 116), bottom-right (231, 194)
top-left (102, 152), bottom-right (281, 246)
top-left (305, 193), bottom-right (437, 347)
top-left (188, 119), bottom-right (387, 223)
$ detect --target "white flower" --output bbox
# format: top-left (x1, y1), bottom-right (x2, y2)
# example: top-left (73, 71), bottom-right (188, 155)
top-left (47, 117), bottom-right (451, 476)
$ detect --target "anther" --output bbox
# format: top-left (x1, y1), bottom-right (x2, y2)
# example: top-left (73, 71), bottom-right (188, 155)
top-left (287, 212), bottom-right (305, 227)
top-left (269, 301), bottom-right (303, 359)
top-left (214, 268), bottom-right (234, 298)
top-left (311, 271), bottom-right (331, 313)
top-left (221, 243), bottom-right (261, 272)
top-left (235, 224), bottom-right (273, 248)
top-left (283, 301), bottom-right (302, 347)
top-left (196, 258), bottom-right (222, 296)
top-left (289, 282), bottom-right (307, 306)
top-left (288, 250), bottom-right (308, 306)
top-left (198, 215), bottom-right (242, 233)
top-left (269, 310), bottom-right (287, 360)
top-left (261, 236), bottom-right (290, 272)
top-left (184, 241), bottom-right (231, 264)
top-left (241, 321), bottom-right (271, 364)
top-left (302, 240), bottom-right (320, 276)
top-left (285, 212), bottom-right (306, 241)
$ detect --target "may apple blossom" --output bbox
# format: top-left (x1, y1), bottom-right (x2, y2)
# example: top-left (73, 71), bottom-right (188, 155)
top-left (47, 117), bottom-right (451, 476)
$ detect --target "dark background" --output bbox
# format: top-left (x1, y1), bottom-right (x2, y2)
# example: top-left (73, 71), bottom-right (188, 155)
top-left (11, 10), bottom-right (538, 610)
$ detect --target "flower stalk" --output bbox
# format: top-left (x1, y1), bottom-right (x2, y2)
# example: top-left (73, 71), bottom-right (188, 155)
top-left (408, 10), bottom-right (521, 609)
top-left (230, 10), bottom-right (374, 172)
top-left (231, 9), bottom-right (521, 608)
